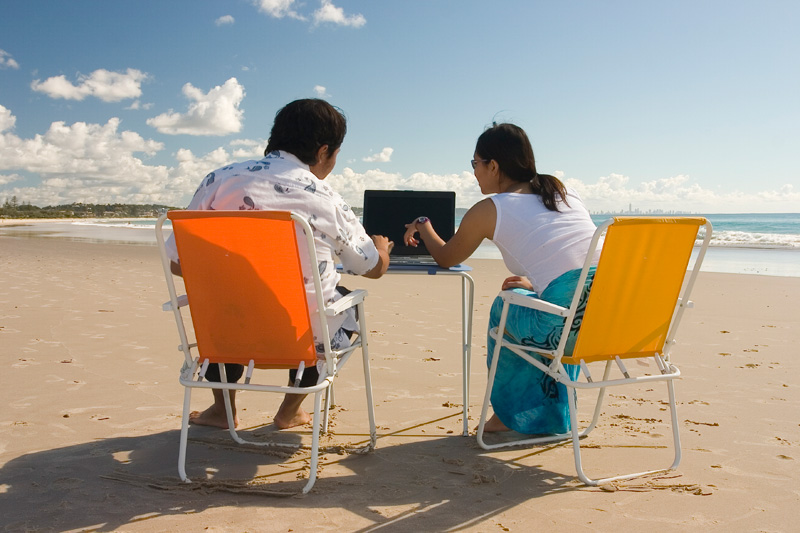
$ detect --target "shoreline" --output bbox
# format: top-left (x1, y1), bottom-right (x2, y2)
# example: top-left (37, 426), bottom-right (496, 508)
top-left (3, 218), bottom-right (800, 277)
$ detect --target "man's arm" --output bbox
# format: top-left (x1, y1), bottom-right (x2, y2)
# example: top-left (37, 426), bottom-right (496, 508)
top-left (362, 235), bottom-right (393, 279)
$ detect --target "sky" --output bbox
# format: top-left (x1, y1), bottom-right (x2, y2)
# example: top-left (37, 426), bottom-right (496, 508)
top-left (0, 0), bottom-right (798, 213)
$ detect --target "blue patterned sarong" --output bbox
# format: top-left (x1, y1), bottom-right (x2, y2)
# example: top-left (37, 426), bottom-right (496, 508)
top-left (486, 268), bottom-right (595, 435)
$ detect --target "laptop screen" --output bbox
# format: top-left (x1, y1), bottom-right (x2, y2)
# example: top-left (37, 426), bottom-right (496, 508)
top-left (362, 190), bottom-right (456, 256)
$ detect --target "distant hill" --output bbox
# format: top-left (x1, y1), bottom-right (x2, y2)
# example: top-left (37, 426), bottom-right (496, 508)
top-left (0, 200), bottom-right (177, 219)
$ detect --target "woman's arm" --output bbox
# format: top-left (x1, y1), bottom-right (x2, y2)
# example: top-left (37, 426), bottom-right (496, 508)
top-left (403, 198), bottom-right (497, 268)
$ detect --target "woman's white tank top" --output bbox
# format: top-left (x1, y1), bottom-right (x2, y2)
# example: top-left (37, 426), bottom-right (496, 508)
top-left (490, 189), bottom-right (598, 293)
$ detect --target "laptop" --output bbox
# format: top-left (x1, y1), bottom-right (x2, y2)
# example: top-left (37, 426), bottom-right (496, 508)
top-left (362, 190), bottom-right (456, 266)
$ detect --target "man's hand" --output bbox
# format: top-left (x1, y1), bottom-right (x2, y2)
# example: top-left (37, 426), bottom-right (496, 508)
top-left (364, 234), bottom-right (393, 279)
top-left (371, 234), bottom-right (394, 254)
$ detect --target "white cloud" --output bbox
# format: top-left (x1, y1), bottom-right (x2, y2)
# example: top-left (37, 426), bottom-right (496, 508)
top-left (314, 85), bottom-right (329, 97)
top-left (0, 107), bottom-right (173, 205)
top-left (0, 173), bottom-right (22, 186)
top-left (125, 100), bottom-right (154, 111)
top-left (2, 103), bottom-right (797, 213)
top-left (0, 49), bottom-right (19, 69)
top-left (31, 68), bottom-right (148, 102)
top-left (146, 78), bottom-right (245, 136)
top-left (325, 167), bottom-right (800, 214)
top-left (325, 168), bottom-right (483, 208)
top-left (229, 138), bottom-right (268, 159)
top-left (254, 0), bottom-right (304, 20)
top-left (215, 15), bottom-right (235, 25)
top-left (564, 173), bottom-right (800, 214)
top-left (253, 0), bottom-right (364, 27)
top-left (312, 0), bottom-right (366, 27)
top-left (362, 147), bottom-right (393, 163)
top-left (0, 105), bottom-right (16, 132)
top-left (0, 104), bottom-right (264, 205)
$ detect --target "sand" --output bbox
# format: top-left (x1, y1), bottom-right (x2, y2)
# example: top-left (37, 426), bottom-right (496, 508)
top-left (1, 235), bottom-right (798, 532)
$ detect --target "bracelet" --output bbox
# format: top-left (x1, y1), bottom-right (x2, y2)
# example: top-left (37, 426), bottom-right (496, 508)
top-left (416, 216), bottom-right (429, 225)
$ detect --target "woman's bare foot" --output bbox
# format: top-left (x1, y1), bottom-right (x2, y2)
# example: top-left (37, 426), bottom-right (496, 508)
top-left (482, 414), bottom-right (511, 433)
top-left (188, 405), bottom-right (238, 429)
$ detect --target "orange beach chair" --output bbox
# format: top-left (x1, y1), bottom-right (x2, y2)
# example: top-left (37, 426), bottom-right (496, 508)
top-left (155, 210), bottom-right (376, 493)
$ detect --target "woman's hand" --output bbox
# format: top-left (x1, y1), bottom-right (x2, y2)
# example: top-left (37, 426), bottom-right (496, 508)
top-left (403, 219), bottom-right (423, 247)
top-left (501, 276), bottom-right (533, 291)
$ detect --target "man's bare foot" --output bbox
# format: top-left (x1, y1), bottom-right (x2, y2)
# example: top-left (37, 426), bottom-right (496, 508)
top-left (274, 407), bottom-right (312, 429)
top-left (188, 405), bottom-right (238, 429)
top-left (274, 392), bottom-right (312, 429)
top-left (482, 414), bottom-right (511, 433)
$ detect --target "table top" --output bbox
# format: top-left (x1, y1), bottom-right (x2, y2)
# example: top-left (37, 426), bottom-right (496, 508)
top-left (337, 263), bottom-right (472, 275)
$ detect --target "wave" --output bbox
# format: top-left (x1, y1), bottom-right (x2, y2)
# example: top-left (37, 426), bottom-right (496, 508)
top-left (73, 217), bottom-right (800, 249)
top-left (705, 230), bottom-right (800, 249)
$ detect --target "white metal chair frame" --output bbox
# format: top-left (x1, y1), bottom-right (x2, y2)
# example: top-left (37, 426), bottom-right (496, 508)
top-left (476, 217), bottom-right (712, 486)
top-left (155, 211), bottom-right (377, 493)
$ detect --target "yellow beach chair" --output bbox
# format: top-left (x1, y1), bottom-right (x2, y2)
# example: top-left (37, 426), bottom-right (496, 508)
top-left (477, 216), bottom-right (712, 485)
top-left (155, 210), bottom-right (376, 493)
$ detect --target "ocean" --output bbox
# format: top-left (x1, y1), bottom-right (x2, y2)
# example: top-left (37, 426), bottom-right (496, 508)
top-left (2, 213), bottom-right (799, 277)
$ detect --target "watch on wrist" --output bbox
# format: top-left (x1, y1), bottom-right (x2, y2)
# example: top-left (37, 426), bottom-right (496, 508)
top-left (416, 216), bottom-right (429, 225)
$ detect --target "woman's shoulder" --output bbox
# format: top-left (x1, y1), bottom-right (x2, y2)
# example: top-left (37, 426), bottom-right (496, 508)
top-left (469, 197), bottom-right (498, 214)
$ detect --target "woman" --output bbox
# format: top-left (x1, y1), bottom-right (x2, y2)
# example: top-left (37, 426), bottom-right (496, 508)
top-left (403, 123), bottom-right (598, 434)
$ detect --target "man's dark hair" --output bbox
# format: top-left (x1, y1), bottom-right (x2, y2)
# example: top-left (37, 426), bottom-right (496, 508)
top-left (265, 99), bottom-right (347, 165)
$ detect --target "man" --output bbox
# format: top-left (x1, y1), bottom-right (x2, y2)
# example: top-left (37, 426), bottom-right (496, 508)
top-left (166, 99), bottom-right (392, 429)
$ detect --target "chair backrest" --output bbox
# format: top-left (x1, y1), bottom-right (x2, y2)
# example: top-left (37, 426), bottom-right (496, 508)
top-left (168, 210), bottom-right (317, 368)
top-left (567, 217), bottom-right (709, 364)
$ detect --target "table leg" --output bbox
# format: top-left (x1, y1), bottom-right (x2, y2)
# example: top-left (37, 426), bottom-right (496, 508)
top-left (460, 273), bottom-right (475, 436)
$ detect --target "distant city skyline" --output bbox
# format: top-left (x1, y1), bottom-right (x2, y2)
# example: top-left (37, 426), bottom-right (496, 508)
top-left (1, 1), bottom-right (798, 213)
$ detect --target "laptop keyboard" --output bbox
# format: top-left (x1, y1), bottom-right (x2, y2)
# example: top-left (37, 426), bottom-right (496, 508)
top-left (391, 256), bottom-right (439, 265)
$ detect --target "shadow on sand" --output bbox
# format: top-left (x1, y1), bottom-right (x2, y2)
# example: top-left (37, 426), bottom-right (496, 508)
top-left (0, 414), bottom-right (582, 532)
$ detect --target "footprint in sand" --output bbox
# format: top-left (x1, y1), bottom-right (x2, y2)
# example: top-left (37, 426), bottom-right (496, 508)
top-left (12, 358), bottom-right (41, 368)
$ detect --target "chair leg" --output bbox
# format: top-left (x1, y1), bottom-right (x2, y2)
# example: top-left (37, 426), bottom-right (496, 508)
top-left (322, 383), bottom-right (332, 434)
top-left (579, 360), bottom-right (613, 438)
top-left (568, 382), bottom-right (594, 486)
top-left (178, 386), bottom-right (193, 483)
top-left (667, 378), bottom-right (682, 470)
top-left (361, 333), bottom-right (377, 449)
top-left (302, 390), bottom-right (323, 494)
top-left (477, 298), bottom-right (519, 449)
top-left (218, 365), bottom-right (244, 445)
top-left (570, 377), bottom-right (683, 486)
top-left (476, 325), bottom-right (504, 449)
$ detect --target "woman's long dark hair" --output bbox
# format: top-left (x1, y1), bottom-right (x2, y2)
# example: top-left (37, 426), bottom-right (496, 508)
top-left (475, 123), bottom-right (568, 211)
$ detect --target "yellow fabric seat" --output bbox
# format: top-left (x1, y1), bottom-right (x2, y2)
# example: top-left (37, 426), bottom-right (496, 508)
top-left (477, 216), bottom-right (712, 486)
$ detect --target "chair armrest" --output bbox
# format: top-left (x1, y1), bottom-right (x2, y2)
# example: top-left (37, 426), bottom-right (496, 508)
top-left (501, 290), bottom-right (570, 317)
top-left (162, 294), bottom-right (189, 312)
top-left (325, 289), bottom-right (367, 316)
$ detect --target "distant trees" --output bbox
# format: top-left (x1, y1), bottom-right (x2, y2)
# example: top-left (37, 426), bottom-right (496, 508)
top-left (0, 200), bottom-right (177, 219)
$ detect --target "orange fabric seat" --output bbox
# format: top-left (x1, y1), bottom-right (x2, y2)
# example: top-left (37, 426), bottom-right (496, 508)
top-left (156, 210), bottom-right (376, 493)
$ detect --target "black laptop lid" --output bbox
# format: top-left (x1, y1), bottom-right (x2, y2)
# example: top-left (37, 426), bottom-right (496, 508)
top-left (362, 190), bottom-right (456, 256)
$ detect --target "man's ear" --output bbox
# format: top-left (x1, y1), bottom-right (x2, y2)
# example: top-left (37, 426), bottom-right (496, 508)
top-left (316, 144), bottom-right (330, 163)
